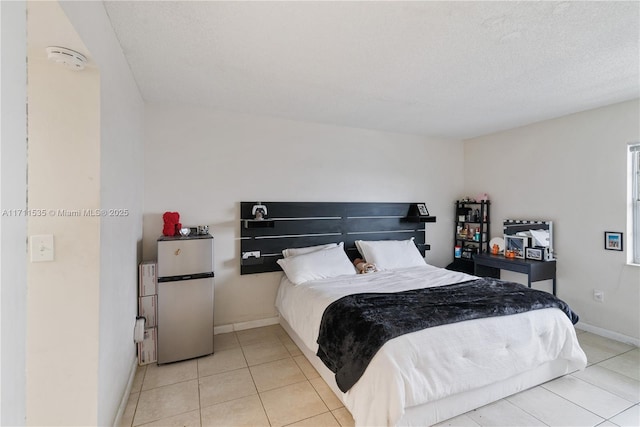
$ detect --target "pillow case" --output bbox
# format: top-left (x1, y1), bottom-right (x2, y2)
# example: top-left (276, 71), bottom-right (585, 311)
top-left (277, 243), bottom-right (356, 285)
top-left (282, 242), bottom-right (339, 258)
top-left (355, 238), bottom-right (426, 270)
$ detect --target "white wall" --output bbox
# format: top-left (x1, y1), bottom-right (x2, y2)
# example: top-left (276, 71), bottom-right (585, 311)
top-left (21, 1), bottom-right (144, 424)
top-left (0, 1), bottom-right (27, 424)
top-left (144, 103), bottom-right (463, 327)
top-left (60, 2), bottom-right (145, 425)
top-left (464, 99), bottom-right (640, 341)
top-left (26, 37), bottom-right (101, 425)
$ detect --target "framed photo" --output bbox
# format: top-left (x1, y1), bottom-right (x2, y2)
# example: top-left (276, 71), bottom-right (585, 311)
top-left (604, 232), bottom-right (623, 251)
top-left (504, 235), bottom-right (528, 259)
top-left (417, 203), bottom-right (429, 216)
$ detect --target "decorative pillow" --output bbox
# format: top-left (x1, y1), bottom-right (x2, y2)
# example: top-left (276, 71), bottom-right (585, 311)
top-left (282, 242), bottom-right (339, 258)
top-left (277, 244), bottom-right (356, 285)
top-left (355, 238), bottom-right (426, 270)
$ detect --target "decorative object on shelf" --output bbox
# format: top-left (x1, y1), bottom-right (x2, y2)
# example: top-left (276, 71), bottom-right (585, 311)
top-left (476, 193), bottom-right (490, 202)
top-left (604, 231), bottom-right (623, 251)
top-left (162, 211), bottom-right (181, 237)
top-left (461, 247), bottom-right (477, 259)
top-left (489, 237), bottom-right (504, 254)
top-left (179, 227), bottom-right (190, 237)
top-left (244, 202), bottom-right (275, 228)
top-left (525, 246), bottom-right (549, 261)
top-left (197, 225), bottom-right (209, 235)
top-left (504, 235), bottom-right (528, 259)
top-left (241, 250), bottom-right (263, 265)
top-left (406, 203), bottom-right (430, 217)
top-left (252, 203), bottom-right (268, 220)
top-left (457, 206), bottom-right (471, 222)
top-left (404, 203), bottom-right (436, 222)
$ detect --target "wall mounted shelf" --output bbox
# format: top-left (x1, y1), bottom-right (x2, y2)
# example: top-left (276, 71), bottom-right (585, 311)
top-left (404, 216), bottom-right (437, 223)
top-left (242, 219), bottom-right (275, 228)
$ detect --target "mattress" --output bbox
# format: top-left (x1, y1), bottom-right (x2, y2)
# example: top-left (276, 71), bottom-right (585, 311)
top-left (275, 264), bottom-right (587, 426)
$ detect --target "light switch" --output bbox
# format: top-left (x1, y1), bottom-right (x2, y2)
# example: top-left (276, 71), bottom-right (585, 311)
top-left (30, 234), bottom-right (54, 262)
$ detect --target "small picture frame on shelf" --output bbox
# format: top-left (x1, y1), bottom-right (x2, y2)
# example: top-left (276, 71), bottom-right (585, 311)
top-left (417, 203), bottom-right (429, 216)
top-left (604, 231), bottom-right (623, 251)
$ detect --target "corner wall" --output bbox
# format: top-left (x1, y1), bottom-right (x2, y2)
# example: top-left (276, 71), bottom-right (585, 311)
top-left (143, 103), bottom-right (464, 327)
top-left (60, 2), bottom-right (145, 425)
top-left (26, 37), bottom-right (101, 425)
top-left (0, 1), bottom-right (27, 424)
top-left (463, 99), bottom-right (640, 340)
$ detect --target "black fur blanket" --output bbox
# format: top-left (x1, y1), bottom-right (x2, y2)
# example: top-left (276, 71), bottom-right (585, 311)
top-left (316, 278), bottom-right (579, 392)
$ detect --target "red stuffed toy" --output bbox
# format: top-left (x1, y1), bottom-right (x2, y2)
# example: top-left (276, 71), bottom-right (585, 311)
top-left (162, 211), bottom-right (181, 237)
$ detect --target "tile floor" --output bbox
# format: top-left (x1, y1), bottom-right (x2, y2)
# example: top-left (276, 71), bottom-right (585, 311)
top-left (120, 326), bottom-right (639, 427)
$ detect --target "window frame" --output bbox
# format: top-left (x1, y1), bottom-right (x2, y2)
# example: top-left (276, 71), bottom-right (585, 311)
top-left (630, 143), bottom-right (640, 264)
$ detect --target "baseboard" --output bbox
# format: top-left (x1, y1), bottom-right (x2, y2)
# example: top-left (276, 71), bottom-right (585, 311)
top-left (576, 322), bottom-right (639, 347)
top-left (214, 316), bottom-right (279, 335)
top-left (112, 316), bottom-right (280, 424)
top-left (112, 355), bottom-right (138, 427)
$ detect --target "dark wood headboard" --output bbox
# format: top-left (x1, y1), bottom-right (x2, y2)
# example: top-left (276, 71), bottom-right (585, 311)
top-left (240, 201), bottom-right (436, 274)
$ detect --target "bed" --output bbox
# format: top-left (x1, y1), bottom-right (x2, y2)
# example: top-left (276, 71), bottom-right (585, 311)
top-left (240, 201), bottom-right (587, 426)
top-left (274, 253), bottom-right (586, 426)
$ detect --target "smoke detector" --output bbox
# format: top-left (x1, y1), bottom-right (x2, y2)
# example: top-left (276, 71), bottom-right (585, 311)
top-left (46, 46), bottom-right (87, 71)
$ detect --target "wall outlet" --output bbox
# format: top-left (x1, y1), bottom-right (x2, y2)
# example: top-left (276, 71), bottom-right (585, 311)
top-left (593, 289), bottom-right (605, 303)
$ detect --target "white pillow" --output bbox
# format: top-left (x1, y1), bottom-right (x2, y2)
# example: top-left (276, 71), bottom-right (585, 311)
top-left (355, 238), bottom-right (426, 270)
top-left (277, 244), bottom-right (356, 285)
top-left (282, 242), bottom-right (339, 258)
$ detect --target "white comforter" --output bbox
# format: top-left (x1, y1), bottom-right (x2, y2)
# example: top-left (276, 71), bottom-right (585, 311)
top-left (275, 265), bottom-right (587, 426)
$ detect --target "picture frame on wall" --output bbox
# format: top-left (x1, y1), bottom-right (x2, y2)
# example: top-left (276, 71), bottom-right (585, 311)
top-left (604, 231), bottom-right (623, 251)
top-left (417, 203), bottom-right (429, 216)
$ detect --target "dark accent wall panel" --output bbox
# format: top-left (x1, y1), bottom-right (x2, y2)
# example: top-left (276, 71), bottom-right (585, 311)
top-left (240, 202), bottom-right (435, 275)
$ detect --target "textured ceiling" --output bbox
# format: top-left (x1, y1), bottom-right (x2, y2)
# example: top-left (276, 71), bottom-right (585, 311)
top-left (103, 1), bottom-right (639, 140)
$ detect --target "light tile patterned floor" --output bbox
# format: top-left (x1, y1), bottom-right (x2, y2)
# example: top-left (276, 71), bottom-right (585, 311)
top-left (120, 326), bottom-right (639, 427)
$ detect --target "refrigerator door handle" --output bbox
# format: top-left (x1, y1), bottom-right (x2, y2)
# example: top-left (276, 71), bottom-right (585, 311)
top-left (158, 272), bottom-right (215, 283)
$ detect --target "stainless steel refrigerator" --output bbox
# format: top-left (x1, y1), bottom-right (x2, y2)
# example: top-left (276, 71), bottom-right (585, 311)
top-left (157, 234), bottom-right (214, 364)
